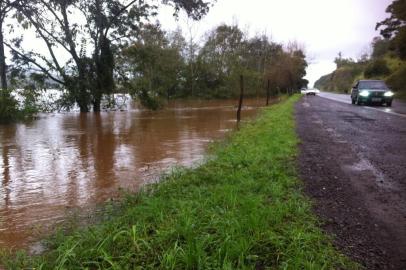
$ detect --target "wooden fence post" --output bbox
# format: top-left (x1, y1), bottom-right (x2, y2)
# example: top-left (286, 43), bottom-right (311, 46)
top-left (266, 79), bottom-right (270, 106)
top-left (237, 75), bottom-right (244, 123)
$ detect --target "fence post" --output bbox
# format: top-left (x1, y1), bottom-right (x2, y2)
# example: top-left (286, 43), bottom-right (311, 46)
top-left (266, 79), bottom-right (270, 106)
top-left (237, 75), bottom-right (244, 123)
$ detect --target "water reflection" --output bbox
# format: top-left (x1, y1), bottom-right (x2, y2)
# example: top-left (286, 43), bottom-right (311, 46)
top-left (0, 99), bottom-right (263, 248)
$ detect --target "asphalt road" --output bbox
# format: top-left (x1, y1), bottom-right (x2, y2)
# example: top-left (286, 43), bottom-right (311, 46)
top-left (318, 91), bottom-right (406, 117)
top-left (296, 94), bottom-right (406, 269)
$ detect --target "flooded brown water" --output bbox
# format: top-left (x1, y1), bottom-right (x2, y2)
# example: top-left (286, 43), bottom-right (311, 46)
top-left (0, 99), bottom-right (263, 249)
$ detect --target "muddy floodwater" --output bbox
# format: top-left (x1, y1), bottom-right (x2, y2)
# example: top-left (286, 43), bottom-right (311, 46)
top-left (0, 98), bottom-right (263, 249)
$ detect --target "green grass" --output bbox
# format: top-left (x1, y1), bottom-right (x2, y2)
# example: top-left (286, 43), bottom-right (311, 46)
top-left (0, 96), bottom-right (356, 269)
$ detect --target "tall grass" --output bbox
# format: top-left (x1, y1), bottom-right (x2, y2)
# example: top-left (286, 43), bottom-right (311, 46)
top-left (0, 96), bottom-right (356, 269)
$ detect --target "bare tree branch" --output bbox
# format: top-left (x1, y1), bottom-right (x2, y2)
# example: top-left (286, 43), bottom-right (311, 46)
top-left (103, 0), bottom-right (138, 37)
top-left (4, 41), bottom-right (65, 85)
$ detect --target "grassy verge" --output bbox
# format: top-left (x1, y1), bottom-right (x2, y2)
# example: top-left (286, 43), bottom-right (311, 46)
top-left (1, 96), bottom-right (356, 269)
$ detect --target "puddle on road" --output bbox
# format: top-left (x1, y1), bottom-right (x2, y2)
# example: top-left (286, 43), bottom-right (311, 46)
top-left (311, 114), bottom-right (323, 125)
top-left (326, 128), bottom-right (348, 144)
top-left (343, 157), bottom-right (394, 190)
top-left (341, 115), bottom-right (376, 122)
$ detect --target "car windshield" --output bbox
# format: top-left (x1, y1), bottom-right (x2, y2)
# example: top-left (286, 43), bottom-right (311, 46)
top-left (359, 81), bottom-right (389, 90)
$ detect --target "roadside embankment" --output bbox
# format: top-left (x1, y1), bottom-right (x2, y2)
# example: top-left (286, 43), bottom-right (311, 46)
top-left (0, 96), bottom-right (355, 269)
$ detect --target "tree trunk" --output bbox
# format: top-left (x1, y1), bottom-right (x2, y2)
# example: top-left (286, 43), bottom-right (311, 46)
top-left (93, 37), bottom-right (114, 112)
top-left (77, 86), bottom-right (89, 113)
top-left (78, 100), bottom-right (89, 113)
top-left (75, 65), bottom-right (90, 112)
top-left (93, 96), bottom-right (101, 112)
top-left (0, 19), bottom-right (8, 93)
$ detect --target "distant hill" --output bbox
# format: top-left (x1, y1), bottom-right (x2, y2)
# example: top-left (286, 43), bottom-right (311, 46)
top-left (314, 62), bottom-right (366, 94)
top-left (314, 73), bottom-right (331, 90)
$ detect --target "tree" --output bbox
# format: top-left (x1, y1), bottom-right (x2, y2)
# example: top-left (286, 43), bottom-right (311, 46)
top-left (376, 0), bottom-right (406, 59)
top-left (364, 59), bottom-right (390, 78)
top-left (7, 0), bottom-right (213, 112)
top-left (264, 43), bottom-right (307, 95)
top-left (371, 37), bottom-right (390, 58)
top-left (243, 34), bottom-right (283, 97)
top-left (198, 24), bottom-right (246, 97)
top-left (245, 34), bottom-right (281, 75)
top-left (118, 23), bottom-right (185, 109)
top-left (196, 24), bottom-right (307, 99)
top-left (0, 0), bottom-right (23, 122)
top-left (0, 0), bottom-right (22, 92)
top-left (334, 52), bottom-right (355, 68)
top-left (184, 18), bottom-right (200, 97)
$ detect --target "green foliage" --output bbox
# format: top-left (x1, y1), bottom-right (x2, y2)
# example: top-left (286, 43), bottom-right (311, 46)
top-left (7, 2), bottom-right (307, 113)
top-left (0, 88), bottom-right (41, 123)
top-left (196, 24), bottom-right (246, 98)
top-left (118, 23), bottom-right (186, 109)
top-left (376, 0), bottom-right (406, 60)
top-left (364, 59), bottom-right (391, 78)
top-left (334, 52), bottom-right (356, 68)
top-left (386, 65), bottom-right (406, 97)
top-left (331, 68), bottom-right (361, 92)
top-left (313, 73), bottom-right (331, 90)
top-left (138, 88), bottom-right (163, 111)
top-left (9, 0), bottom-right (214, 113)
top-left (265, 43), bottom-right (308, 95)
top-left (371, 37), bottom-right (391, 59)
top-left (393, 27), bottom-right (406, 59)
top-left (0, 96), bottom-right (357, 269)
top-left (18, 88), bottom-right (40, 116)
top-left (0, 91), bottom-right (19, 123)
top-left (118, 23), bottom-right (307, 104)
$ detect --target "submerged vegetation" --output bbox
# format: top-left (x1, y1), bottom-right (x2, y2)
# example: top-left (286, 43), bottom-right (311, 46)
top-left (0, 88), bottom-right (40, 123)
top-left (0, 91), bottom-right (19, 123)
top-left (0, 96), bottom-right (355, 269)
top-left (0, 0), bottom-right (308, 120)
top-left (0, 0), bottom-right (214, 115)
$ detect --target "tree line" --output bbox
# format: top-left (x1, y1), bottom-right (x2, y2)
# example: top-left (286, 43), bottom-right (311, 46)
top-left (118, 23), bottom-right (308, 109)
top-left (0, 0), bottom-right (308, 121)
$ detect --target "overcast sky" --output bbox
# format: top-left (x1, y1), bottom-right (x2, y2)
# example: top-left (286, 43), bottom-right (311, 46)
top-left (158, 0), bottom-right (393, 87)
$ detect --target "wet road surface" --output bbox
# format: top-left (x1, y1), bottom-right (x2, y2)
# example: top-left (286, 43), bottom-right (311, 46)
top-left (296, 95), bottom-right (406, 269)
top-left (318, 91), bottom-right (406, 117)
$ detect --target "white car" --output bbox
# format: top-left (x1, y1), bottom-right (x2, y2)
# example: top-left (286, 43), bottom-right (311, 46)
top-left (301, 88), bottom-right (320, 95)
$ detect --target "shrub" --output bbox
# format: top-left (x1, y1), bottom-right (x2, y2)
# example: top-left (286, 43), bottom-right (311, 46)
top-left (386, 65), bottom-right (406, 95)
top-left (0, 88), bottom-right (41, 123)
top-left (371, 38), bottom-right (390, 59)
top-left (0, 90), bottom-right (19, 123)
top-left (364, 59), bottom-right (391, 78)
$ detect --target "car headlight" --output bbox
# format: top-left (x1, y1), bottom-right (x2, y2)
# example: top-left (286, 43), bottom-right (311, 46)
top-left (359, 90), bottom-right (370, 97)
top-left (384, 91), bottom-right (394, 97)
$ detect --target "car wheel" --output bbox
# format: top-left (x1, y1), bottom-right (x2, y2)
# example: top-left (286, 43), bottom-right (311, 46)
top-left (387, 101), bottom-right (392, 107)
